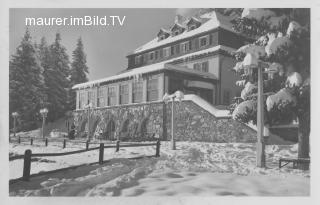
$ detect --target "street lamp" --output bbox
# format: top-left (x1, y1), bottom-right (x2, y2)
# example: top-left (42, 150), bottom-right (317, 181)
top-left (11, 112), bottom-right (19, 138)
top-left (40, 108), bottom-right (48, 138)
top-left (163, 90), bottom-right (184, 150)
top-left (84, 103), bottom-right (93, 141)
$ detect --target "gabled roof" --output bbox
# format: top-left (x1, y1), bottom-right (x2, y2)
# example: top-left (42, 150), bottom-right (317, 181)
top-left (186, 17), bottom-right (202, 26)
top-left (170, 22), bottom-right (185, 31)
top-left (73, 45), bottom-right (235, 90)
top-left (157, 28), bottom-right (170, 37)
top-left (130, 11), bottom-right (235, 55)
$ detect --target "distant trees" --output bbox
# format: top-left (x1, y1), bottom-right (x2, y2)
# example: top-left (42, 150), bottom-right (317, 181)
top-left (70, 37), bottom-right (89, 110)
top-left (9, 29), bottom-right (47, 131)
top-left (9, 29), bottom-right (89, 132)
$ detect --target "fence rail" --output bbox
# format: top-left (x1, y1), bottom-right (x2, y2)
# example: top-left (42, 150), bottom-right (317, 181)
top-left (10, 139), bottom-right (161, 182)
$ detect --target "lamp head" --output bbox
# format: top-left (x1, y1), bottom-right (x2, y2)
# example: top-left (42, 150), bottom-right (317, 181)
top-left (12, 112), bottom-right (19, 117)
top-left (174, 90), bottom-right (184, 101)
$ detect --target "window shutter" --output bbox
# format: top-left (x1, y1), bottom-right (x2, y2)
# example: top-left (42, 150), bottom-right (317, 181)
top-left (194, 38), bottom-right (199, 49)
top-left (159, 49), bottom-right (163, 59)
top-left (171, 46), bottom-right (175, 55)
top-left (189, 41), bottom-right (192, 50)
top-left (175, 44), bottom-right (180, 54)
top-left (155, 50), bottom-right (158, 60)
top-left (209, 34), bottom-right (213, 45)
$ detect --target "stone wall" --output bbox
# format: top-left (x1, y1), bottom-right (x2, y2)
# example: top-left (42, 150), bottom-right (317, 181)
top-left (73, 100), bottom-right (256, 142)
top-left (167, 101), bottom-right (256, 143)
top-left (73, 102), bottom-right (166, 141)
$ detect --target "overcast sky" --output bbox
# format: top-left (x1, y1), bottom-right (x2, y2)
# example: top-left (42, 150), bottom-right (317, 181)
top-left (10, 8), bottom-right (201, 81)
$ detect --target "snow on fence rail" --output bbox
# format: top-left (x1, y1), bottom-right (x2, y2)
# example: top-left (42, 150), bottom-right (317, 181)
top-left (9, 140), bottom-right (161, 182)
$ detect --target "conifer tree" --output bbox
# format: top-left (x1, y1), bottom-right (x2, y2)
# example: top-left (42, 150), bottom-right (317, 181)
top-left (230, 9), bottom-right (310, 167)
top-left (9, 29), bottom-right (47, 131)
top-left (70, 37), bottom-right (89, 109)
top-left (44, 32), bottom-right (71, 122)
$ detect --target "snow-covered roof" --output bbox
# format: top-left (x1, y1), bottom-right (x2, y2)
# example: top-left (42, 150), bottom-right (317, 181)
top-left (131, 11), bottom-right (235, 55)
top-left (72, 45), bottom-right (235, 90)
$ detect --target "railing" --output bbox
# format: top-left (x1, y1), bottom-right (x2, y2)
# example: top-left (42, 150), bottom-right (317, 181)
top-left (9, 138), bottom-right (161, 182)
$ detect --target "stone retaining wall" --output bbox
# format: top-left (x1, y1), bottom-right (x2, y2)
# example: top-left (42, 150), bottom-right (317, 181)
top-left (73, 100), bottom-right (256, 142)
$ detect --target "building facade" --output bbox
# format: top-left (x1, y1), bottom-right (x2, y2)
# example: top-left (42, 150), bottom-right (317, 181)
top-left (72, 11), bottom-right (253, 140)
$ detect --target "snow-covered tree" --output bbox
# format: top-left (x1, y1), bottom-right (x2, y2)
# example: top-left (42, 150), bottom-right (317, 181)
top-left (230, 9), bottom-right (310, 165)
top-left (44, 32), bottom-right (71, 122)
top-left (9, 29), bottom-right (47, 131)
top-left (70, 37), bottom-right (89, 109)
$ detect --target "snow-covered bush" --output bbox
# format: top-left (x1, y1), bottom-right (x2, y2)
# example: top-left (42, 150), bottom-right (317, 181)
top-left (232, 100), bottom-right (257, 123)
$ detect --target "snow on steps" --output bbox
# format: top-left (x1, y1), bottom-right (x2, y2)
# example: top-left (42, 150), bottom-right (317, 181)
top-left (182, 94), bottom-right (231, 118)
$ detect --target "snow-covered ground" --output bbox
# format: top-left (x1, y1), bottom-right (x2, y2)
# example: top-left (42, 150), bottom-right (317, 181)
top-left (9, 140), bottom-right (310, 196)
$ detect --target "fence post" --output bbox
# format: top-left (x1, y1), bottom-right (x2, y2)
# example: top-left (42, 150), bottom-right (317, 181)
top-left (86, 140), bottom-right (89, 150)
top-left (18, 136), bottom-right (21, 144)
top-left (63, 139), bottom-right (66, 149)
top-left (22, 149), bottom-right (32, 181)
top-left (156, 140), bottom-right (160, 157)
top-left (30, 138), bottom-right (33, 145)
top-left (45, 138), bottom-right (48, 147)
top-left (99, 143), bottom-right (104, 164)
top-left (116, 140), bottom-right (120, 152)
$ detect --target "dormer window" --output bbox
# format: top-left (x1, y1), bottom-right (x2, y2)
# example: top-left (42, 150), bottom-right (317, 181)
top-left (170, 23), bottom-right (185, 37)
top-left (189, 25), bottom-right (197, 30)
top-left (187, 17), bottom-right (201, 31)
top-left (135, 55), bottom-right (141, 65)
top-left (157, 28), bottom-right (170, 41)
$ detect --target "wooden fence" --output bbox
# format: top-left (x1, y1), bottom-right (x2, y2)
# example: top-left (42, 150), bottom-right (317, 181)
top-left (9, 138), bottom-right (161, 182)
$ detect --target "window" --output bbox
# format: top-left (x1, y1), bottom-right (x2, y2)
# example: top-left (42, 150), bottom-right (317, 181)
top-left (193, 61), bottom-right (209, 72)
top-left (193, 63), bottom-right (201, 71)
top-left (174, 30), bottom-right (180, 36)
top-left (88, 90), bottom-right (96, 106)
top-left (155, 50), bottom-right (159, 60)
top-left (223, 90), bottom-right (231, 105)
top-left (189, 24), bottom-right (197, 31)
top-left (149, 52), bottom-right (154, 61)
top-left (135, 55), bottom-right (141, 65)
top-left (201, 61), bottom-right (209, 72)
top-left (119, 84), bottom-right (129, 104)
top-left (133, 81), bottom-right (143, 103)
top-left (79, 91), bottom-right (87, 109)
top-left (180, 41), bottom-right (189, 53)
top-left (163, 47), bottom-right (171, 58)
top-left (147, 77), bottom-right (159, 102)
top-left (199, 35), bottom-right (209, 47)
top-left (97, 86), bottom-right (107, 107)
top-left (107, 86), bottom-right (116, 106)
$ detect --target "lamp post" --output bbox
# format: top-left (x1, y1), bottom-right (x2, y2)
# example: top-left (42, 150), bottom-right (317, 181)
top-left (163, 90), bottom-right (184, 150)
top-left (256, 64), bottom-right (266, 168)
top-left (40, 108), bottom-right (48, 139)
top-left (11, 112), bottom-right (19, 139)
top-left (84, 103), bottom-right (92, 141)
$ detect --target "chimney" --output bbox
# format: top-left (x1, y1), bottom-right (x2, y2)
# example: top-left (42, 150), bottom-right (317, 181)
top-left (174, 14), bottom-right (183, 24)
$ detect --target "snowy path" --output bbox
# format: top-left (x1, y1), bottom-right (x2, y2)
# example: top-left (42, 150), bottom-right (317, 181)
top-left (9, 141), bottom-right (310, 196)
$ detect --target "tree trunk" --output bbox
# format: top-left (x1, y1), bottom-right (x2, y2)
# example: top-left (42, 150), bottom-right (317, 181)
top-left (297, 110), bottom-right (310, 170)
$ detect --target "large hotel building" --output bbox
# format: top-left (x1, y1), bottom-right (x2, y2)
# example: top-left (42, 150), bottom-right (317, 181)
top-left (73, 11), bottom-right (249, 110)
